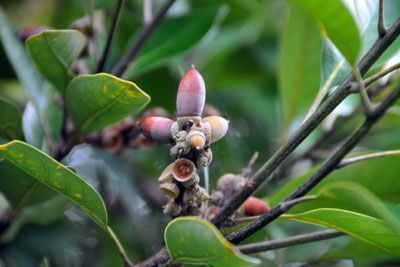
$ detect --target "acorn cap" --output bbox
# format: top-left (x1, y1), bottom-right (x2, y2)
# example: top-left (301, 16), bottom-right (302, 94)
top-left (243, 197), bottom-right (270, 216)
top-left (159, 181), bottom-right (180, 199)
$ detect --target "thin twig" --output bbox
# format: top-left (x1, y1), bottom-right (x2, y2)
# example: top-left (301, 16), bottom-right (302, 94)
top-left (111, 0), bottom-right (176, 77)
top-left (302, 59), bottom-right (345, 124)
top-left (355, 62), bottom-right (400, 92)
top-left (240, 151), bottom-right (259, 178)
top-left (353, 66), bottom-right (374, 116)
top-left (337, 150), bottom-right (400, 169)
top-left (96, 0), bottom-right (124, 73)
top-left (107, 226), bottom-right (134, 267)
top-left (238, 229), bottom-right (345, 254)
top-left (210, 18), bottom-right (400, 229)
top-left (378, 0), bottom-right (386, 37)
top-left (225, 81), bottom-right (400, 244)
top-left (143, 0), bottom-right (153, 26)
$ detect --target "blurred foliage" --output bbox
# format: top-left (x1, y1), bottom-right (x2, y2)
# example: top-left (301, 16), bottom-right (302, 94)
top-left (1, 0), bottom-right (400, 266)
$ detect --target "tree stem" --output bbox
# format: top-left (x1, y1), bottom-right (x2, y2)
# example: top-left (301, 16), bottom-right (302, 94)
top-left (226, 81), bottom-right (400, 244)
top-left (379, 0), bottom-right (386, 37)
top-left (111, 0), bottom-right (176, 77)
top-left (238, 229), bottom-right (345, 254)
top-left (96, 0), bottom-right (124, 73)
top-left (210, 18), bottom-right (400, 228)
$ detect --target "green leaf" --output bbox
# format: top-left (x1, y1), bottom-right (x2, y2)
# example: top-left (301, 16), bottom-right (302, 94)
top-left (0, 8), bottom-right (42, 99)
top-left (0, 96), bottom-right (22, 141)
top-left (0, 9), bottom-right (62, 147)
top-left (286, 181), bottom-right (399, 226)
top-left (65, 73), bottom-right (150, 133)
top-left (0, 160), bottom-right (56, 209)
top-left (292, 0), bottom-right (361, 65)
top-left (269, 153), bottom-right (400, 206)
top-left (0, 140), bottom-right (108, 229)
top-left (26, 30), bottom-right (85, 93)
top-left (123, 7), bottom-right (221, 78)
top-left (1, 196), bottom-right (69, 242)
top-left (279, 4), bottom-right (323, 127)
top-left (284, 208), bottom-right (400, 256)
top-left (165, 216), bottom-right (260, 266)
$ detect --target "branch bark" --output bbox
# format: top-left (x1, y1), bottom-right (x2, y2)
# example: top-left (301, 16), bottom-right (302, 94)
top-left (111, 0), bottom-right (176, 77)
top-left (137, 17), bottom-right (400, 267)
top-left (96, 0), bottom-right (124, 73)
top-left (211, 17), bottom-right (400, 228)
top-left (238, 229), bottom-right (345, 254)
top-left (226, 81), bottom-right (400, 244)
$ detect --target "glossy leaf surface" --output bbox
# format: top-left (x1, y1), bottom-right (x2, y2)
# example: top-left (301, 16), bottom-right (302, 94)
top-left (66, 73), bottom-right (150, 133)
top-left (26, 30), bottom-right (85, 93)
top-left (0, 140), bottom-right (108, 229)
top-left (165, 217), bottom-right (260, 266)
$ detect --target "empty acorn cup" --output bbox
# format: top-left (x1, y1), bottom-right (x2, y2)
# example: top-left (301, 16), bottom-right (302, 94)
top-left (172, 158), bottom-right (199, 189)
top-left (158, 163), bottom-right (174, 183)
top-left (159, 181), bottom-right (180, 199)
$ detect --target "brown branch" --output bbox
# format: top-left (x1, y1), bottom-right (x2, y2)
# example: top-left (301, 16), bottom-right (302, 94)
top-left (96, 0), bottom-right (124, 73)
top-left (226, 81), bottom-right (400, 244)
top-left (111, 0), bottom-right (176, 77)
top-left (210, 17), bottom-right (400, 229)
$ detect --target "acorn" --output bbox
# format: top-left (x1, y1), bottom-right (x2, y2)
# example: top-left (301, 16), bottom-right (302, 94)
top-left (187, 131), bottom-right (206, 150)
top-left (158, 163), bottom-right (174, 183)
top-left (243, 197), bottom-right (270, 216)
top-left (172, 158), bottom-right (199, 189)
top-left (202, 116), bottom-right (229, 143)
top-left (176, 66), bottom-right (206, 117)
top-left (159, 181), bottom-right (180, 199)
top-left (137, 116), bottom-right (174, 144)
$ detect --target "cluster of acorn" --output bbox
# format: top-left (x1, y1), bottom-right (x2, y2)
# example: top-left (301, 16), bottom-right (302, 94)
top-left (138, 67), bottom-right (229, 217)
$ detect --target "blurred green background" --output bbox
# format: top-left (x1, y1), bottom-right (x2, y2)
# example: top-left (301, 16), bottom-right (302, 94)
top-left (1, 0), bottom-right (400, 266)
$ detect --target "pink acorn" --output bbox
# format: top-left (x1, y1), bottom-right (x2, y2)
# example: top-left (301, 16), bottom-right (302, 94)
top-left (176, 66), bottom-right (206, 117)
top-left (243, 197), bottom-right (270, 216)
top-left (137, 116), bottom-right (174, 144)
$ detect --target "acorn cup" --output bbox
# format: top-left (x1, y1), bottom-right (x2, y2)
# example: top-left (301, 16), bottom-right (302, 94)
top-left (163, 200), bottom-right (182, 216)
top-left (159, 181), bottom-right (180, 199)
top-left (176, 67), bottom-right (206, 117)
top-left (158, 163), bottom-right (174, 183)
top-left (172, 158), bottom-right (199, 189)
top-left (202, 116), bottom-right (229, 143)
top-left (137, 116), bottom-right (174, 144)
top-left (102, 129), bottom-right (123, 153)
top-left (191, 122), bottom-right (211, 146)
top-left (195, 147), bottom-right (212, 168)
